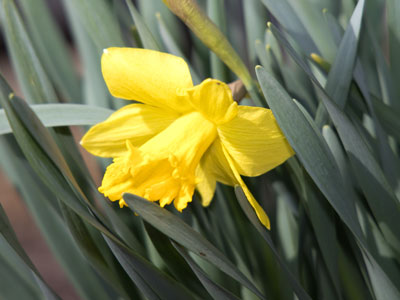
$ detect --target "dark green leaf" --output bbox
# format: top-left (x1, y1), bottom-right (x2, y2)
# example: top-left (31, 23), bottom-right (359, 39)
top-left (137, 0), bottom-right (184, 50)
top-left (63, 0), bottom-right (111, 107)
top-left (234, 186), bottom-right (311, 300)
top-left (244, 0), bottom-right (268, 64)
top-left (260, 0), bottom-right (317, 54)
top-left (61, 0), bottom-right (124, 50)
top-left (269, 23), bottom-right (400, 257)
top-left (315, 0), bottom-right (365, 126)
top-left (0, 203), bottom-right (59, 300)
top-left (0, 75), bottom-right (129, 252)
top-left (124, 193), bottom-right (265, 300)
top-left (0, 0), bottom-right (57, 104)
top-left (173, 242), bottom-right (241, 300)
top-left (144, 223), bottom-right (207, 297)
top-left (256, 66), bottom-right (361, 237)
top-left (156, 12), bottom-right (200, 84)
top-left (372, 98), bottom-right (400, 142)
top-left (104, 235), bottom-right (197, 300)
top-left (126, 0), bottom-right (162, 51)
top-left (18, 0), bottom-right (80, 101)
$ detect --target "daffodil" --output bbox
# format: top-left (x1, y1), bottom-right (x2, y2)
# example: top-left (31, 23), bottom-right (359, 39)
top-left (81, 48), bottom-right (294, 229)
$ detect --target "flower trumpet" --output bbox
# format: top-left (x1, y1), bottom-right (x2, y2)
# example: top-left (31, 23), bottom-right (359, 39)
top-left (81, 48), bottom-right (294, 229)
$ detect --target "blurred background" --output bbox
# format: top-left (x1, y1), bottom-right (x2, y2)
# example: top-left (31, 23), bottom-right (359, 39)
top-left (1, 1), bottom-right (84, 298)
top-left (0, 1), bottom-right (248, 298)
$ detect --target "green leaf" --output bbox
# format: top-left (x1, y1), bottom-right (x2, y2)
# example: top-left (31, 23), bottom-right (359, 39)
top-left (0, 0), bottom-right (57, 104)
top-left (0, 203), bottom-right (59, 300)
top-left (59, 201), bottom-right (132, 299)
top-left (244, 0), bottom-right (268, 65)
top-left (0, 243), bottom-right (43, 300)
top-left (126, 0), bottom-right (162, 51)
top-left (256, 66), bottom-right (361, 237)
top-left (61, 0), bottom-right (124, 50)
top-left (173, 242), bottom-right (241, 300)
top-left (363, 250), bottom-right (400, 300)
top-left (137, 0), bottom-right (184, 50)
top-left (268, 23), bottom-right (400, 257)
top-left (206, 0), bottom-right (228, 81)
top-left (100, 200), bottom-right (147, 257)
top-left (234, 187), bottom-right (311, 300)
top-left (274, 182), bottom-right (299, 271)
top-left (124, 193), bottom-right (266, 300)
top-left (372, 98), bottom-right (400, 142)
top-left (104, 235), bottom-right (197, 300)
top-left (315, 0), bottom-right (365, 126)
top-left (322, 125), bottom-right (353, 188)
top-left (104, 236), bottom-right (161, 300)
top-left (18, 177), bottom-right (110, 300)
top-left (387, 0), bottom-right (400, 103)
top-left (0, 76), bottom-right (128, 252)
top-left (286, 0), bottom-right (337, 62)
top-left (63, 0), bottom-right (111, 107)
top-left (0, 104), bottom-right (113, 135)
top-left (144, 223), bottom-right (207, 297)
top-left (156, 12), bottom-right (201, 84)
top-left (17, 0), bottom-right (80, 101)
top-left (0, 132), bottom-right (111, 299)
top-left (260, 0), bottom-right (317, 54)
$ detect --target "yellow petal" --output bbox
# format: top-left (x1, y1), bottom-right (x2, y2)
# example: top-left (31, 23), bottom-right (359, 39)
top-left (199, 138), bottom-right (236, 186)
top-left (221, 144), bottom-right (271, 229)
top-left (218, 106), bottom-right (294, 177)
top-left (81, 104), bottom-right (179, 157)
top-left (185, 79), bottom-right (238, 125)
top-left (102, 47), bottom-right (194, 112)
top-left (195, 162), bottom-right (216, 207)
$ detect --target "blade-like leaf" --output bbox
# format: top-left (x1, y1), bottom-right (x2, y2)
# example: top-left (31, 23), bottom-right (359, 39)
top-left (206, 0), bottom-right (228, 81)
top-left (17, 0), bottom-right (80, 101)
top-left (234, 187), bottom-right (311, 300)
top-left (0, 241), bottom-right (43, 300)
top-left (0, 75), bottom-right (129, 252)
top-left (61, 0), bottom-right (124, 50)
top-left (144, 223), bottom-right (207, 297)
top-left (315, 0), bottom-right (365, 126)
top-left (62, 0), bottom-right (111, 108)
top-left (173, 242), bottom-right (241, 300)
top-left (256, 66), bottom-right (361, 237)
top-left (0, 0), bottom-right (57, 104)
top-left (244, 0), bottom-right (268, 65)
top-left (0, 104), bottom-right (113, 135)
top-left (156, 12), bottom-right (200, 84)
top-left (0, 203), bottom-right (59, 300)
top-left (372, 98), bottom-right (400, 142)
top-left (124, 193), bottom-right (266, 300)
top-left (286, 0), bottom-right (337, 61)
top-left (269, 23), bottom-right (400, 256)
top-left (104, 235), bottom-right (197, 300)
top-left (126, 0), bottom-right (162, 51)
top-left (260, 0), bottom-right (317, 54)
top-left (137, 0), bottom-right (184, 49)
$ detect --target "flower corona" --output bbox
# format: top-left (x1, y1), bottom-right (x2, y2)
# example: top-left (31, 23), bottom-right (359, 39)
top-left (81, 48), bottom-right (294, 229)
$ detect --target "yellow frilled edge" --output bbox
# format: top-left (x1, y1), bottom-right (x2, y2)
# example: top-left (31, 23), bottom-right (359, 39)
top-left (80, 47), bottom-right (295, 230)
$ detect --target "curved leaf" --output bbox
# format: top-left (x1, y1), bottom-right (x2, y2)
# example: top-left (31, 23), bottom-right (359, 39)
top-left (0, 104), bottom-right (113, 135)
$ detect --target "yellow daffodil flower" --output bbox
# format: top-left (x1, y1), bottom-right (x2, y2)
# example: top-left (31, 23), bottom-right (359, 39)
top-left (81, 48), bottom-right (294, 229)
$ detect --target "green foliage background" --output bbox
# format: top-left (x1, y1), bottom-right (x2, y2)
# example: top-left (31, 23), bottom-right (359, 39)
top-left (0, 0), bottom-right (399, 299)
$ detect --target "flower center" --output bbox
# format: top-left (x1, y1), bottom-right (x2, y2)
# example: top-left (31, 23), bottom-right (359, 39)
top-left (99, 112), bottom-right (217, 211)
